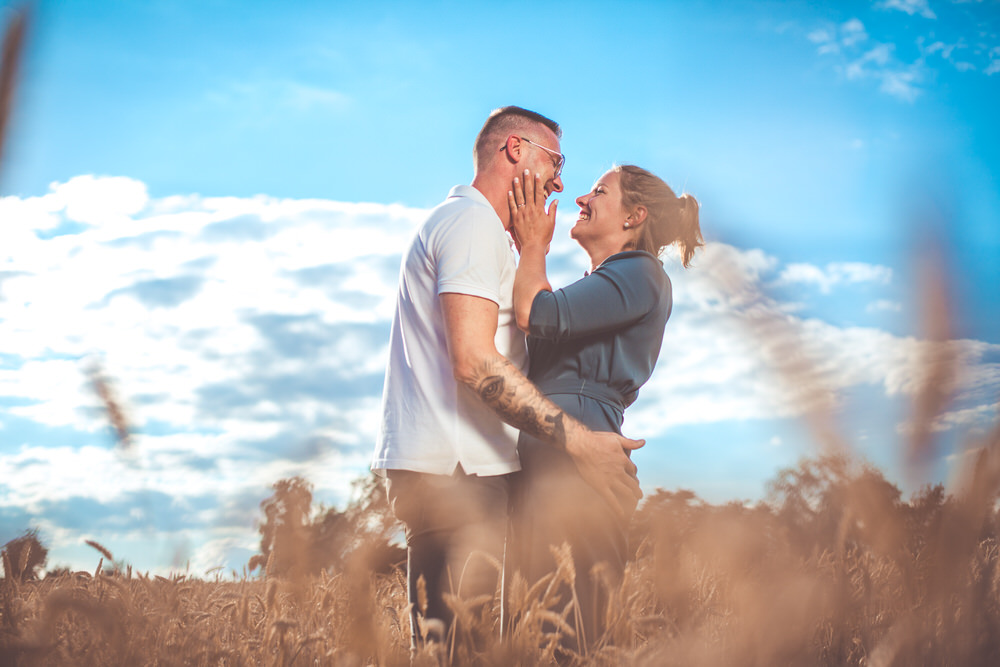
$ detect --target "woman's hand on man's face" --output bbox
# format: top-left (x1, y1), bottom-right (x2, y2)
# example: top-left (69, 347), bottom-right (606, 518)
top-left (508, 169), bottom-right (557, 254)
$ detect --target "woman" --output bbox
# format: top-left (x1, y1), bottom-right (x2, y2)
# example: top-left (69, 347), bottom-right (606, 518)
top-left (507, 164), bottom-right (703, 652)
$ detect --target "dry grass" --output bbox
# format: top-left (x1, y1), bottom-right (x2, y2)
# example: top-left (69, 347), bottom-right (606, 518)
top-left (1, 553), bottom-right (413, 666)
top-left (0, 2), bottom-right (27, 178)
top-left (2, 453), bottom-right (999, 666)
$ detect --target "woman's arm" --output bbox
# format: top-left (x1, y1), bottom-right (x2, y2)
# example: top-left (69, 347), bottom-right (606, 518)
top-left (529, 253), bottom-right (670, 341)
top-left (508, 170), bottom-right (556, 332)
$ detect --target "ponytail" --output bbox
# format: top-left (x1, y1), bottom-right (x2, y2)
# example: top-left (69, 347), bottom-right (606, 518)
top-left (615, 164), bottom-right (704, 268)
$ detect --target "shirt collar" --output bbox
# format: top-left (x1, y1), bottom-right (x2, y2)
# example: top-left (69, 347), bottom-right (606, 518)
top-left (447, 184), bottom-right (493, 210)
top-left (448, 185), bottom-right (513, 248)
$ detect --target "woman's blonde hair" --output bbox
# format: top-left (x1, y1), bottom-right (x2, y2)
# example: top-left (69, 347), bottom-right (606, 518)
top-left (616, 164), bottom-right (703, 268)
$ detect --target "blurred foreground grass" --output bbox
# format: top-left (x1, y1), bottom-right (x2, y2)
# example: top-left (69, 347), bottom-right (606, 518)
top-left (3, 453), bottom-right (1000, 666)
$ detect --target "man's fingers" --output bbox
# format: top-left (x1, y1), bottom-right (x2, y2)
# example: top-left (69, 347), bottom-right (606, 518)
top-left (618, 477), bottom-right (642, 512)
top-left (628, 473), bottom-right (643, 501)
top-left (621, 437), bottom-right (645, 452)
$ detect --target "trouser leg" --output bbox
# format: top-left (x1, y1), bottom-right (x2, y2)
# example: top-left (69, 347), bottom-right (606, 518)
top-left (512, 439), bottom-right (628, 653)
top-left (385, 468), bottom-right (509, 649)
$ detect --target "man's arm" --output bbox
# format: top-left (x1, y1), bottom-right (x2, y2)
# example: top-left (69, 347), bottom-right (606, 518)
top-left (441, 292), bottom-right (643, 518)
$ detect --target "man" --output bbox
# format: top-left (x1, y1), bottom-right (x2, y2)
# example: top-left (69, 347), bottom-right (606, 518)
top-left (372, 106), bottom-right (642, 647)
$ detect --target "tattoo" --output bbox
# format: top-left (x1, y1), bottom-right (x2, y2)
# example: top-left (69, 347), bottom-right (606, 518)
top-left (477, 375), bottom-right (505, 402)
top-left (544, 412), bottom-right (567, 449)
top-left (470, 355), bottom-right (572, 450)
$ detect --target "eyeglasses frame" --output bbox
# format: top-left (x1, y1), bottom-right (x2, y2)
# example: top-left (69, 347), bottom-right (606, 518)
top-left (499, 135), bottom-right (565, 178)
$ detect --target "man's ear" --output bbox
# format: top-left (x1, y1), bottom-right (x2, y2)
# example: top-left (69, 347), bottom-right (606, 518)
top-left (627, 205), bottom-right (648, 227)
top-left (501, 135), bottom-right (523, 164)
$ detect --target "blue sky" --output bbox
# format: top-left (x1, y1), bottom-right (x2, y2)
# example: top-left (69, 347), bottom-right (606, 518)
top-left (1, 0), bottom-right (998, 574)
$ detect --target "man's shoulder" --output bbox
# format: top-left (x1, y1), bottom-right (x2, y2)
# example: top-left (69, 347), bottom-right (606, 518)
top-left (422, 187), bottom-right (504, 244)
top-left (432, 186), bottom-right (494, 219)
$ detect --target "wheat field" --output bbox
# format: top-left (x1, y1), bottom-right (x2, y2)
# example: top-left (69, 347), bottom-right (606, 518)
top-left (3, 449), bottom-right (1000, 666)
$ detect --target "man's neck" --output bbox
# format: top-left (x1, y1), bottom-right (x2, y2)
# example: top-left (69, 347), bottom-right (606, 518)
top-left (470, 175), bottom-right (512, 231)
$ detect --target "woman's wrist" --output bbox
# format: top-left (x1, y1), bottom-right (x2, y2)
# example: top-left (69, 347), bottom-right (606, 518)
top-left (517, 239), bottom-right (550, 257)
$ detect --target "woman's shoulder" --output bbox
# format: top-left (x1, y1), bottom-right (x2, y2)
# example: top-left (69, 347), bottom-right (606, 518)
top-left (597, 251), bottom-right (669, 283)
top-left (600, 250), bottom-right (661, 267)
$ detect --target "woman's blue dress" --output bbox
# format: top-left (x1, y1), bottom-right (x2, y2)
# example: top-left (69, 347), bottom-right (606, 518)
top-left (511, 250), bottom-right (672, 648)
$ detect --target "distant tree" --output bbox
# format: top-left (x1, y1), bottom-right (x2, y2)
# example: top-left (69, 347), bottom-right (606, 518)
top-left (338, 473), bottom-right (405, 574)
top-left (1, 529), bottom-right (47, 581)
top-left (766, 454), bottom-right (852, 554)
top-left (249, 474), bottom-right (404, 578)
top-left (630, 488), bottom-right (703, 558)
top-left (249, 476), bottom-right (315, 577)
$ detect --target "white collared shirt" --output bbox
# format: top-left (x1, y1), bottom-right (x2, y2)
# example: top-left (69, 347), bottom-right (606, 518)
top-left (372, 185), bottom-right (528, 476)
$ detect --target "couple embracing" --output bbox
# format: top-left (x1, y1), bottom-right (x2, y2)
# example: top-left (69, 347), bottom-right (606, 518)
top-left (371, 106), bottom-right (703, 655)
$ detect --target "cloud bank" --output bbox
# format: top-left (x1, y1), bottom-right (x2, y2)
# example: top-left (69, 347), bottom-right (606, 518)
top-left (1, 175), bottom-right (996, 573)
top-left (803, 1), bottom-right (1000, 100)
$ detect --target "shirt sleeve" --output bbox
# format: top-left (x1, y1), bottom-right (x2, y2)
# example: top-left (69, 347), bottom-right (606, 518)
top-left (528, 252), bottom-right (670, 341)
top-left (434, 208), bottom-right (509, 305)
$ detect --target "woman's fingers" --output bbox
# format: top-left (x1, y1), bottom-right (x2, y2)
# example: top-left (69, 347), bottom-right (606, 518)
top-left (513, 175), bottom-right (525, 209)
top-left (523, 169), bottom-right (535, 206)
top-left (510, 172), bottom-right (558, 248)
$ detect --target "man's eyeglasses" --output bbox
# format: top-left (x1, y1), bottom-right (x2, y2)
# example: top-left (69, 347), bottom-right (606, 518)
top-left (500, 136), bottom-right (565, 178)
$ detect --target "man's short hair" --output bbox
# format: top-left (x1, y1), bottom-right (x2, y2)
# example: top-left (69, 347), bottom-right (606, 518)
top-left (473, 106), bottom-right (561, 172)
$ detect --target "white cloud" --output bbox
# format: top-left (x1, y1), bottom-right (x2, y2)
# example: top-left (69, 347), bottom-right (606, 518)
top-left (0, 175), bottom-right (426, 567)
top-left (807, 19), bottom-right (870, 56)
top-left (625, 244), bottom-right (998, 441)
top-left (52, 175), bottom-right (150, 225)
top-left (846, 43), bottom-right (894, 79)
top-left (986, 47), bottom-right (1000, 75)
top-left (0, 193), bottom-right (64, 231)
top-left (841, 18), bottom-right (869, 47)
top-left (803, 3), bottom-right (1000, 98)
top-left (808, 28), bottom-right (835, 45)
top-left (876, 0), bottom-right (937, 19)
top-left (879, 66), bottom-right (923, 101)
top-left (898, 402), bottom-right (999, 441)
top-left (867, 299), bottom-right (903, 313)
top-left (777, 261), bottom-right (892, 293)
top-left (206, 80), bottom-right (352, 126)
top-left (3, 176), bottom-right (998, 572)
top-left (925, 41), bottom-right (957, 59)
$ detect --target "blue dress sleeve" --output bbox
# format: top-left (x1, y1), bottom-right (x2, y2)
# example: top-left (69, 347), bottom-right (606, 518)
top-left (528, 251), bottom-right (670, 341)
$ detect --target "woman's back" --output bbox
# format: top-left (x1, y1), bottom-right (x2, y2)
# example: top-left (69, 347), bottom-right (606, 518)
top-left (525, 250), bottom-right (672, 432)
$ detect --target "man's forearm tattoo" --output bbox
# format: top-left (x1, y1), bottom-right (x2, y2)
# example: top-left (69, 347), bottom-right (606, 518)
top-left (473, 359), bottom-right (569, 449)
top-left (478, 375), bottom-right (505, 402)
top-left (544, 412), bottom-right (566, 449)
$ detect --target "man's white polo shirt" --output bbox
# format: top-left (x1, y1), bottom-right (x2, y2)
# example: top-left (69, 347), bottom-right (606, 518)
top-left (372, 185), bottom-right (528, 476)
